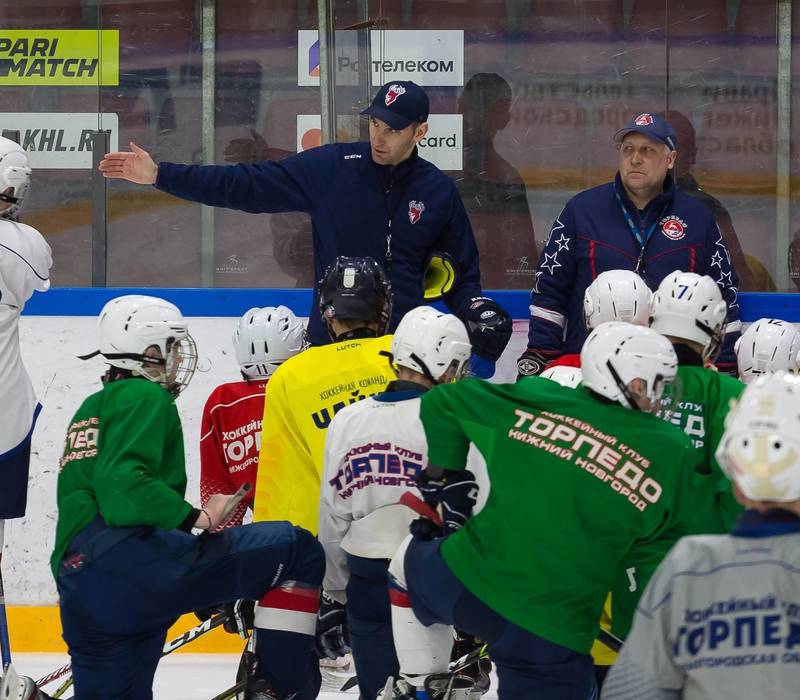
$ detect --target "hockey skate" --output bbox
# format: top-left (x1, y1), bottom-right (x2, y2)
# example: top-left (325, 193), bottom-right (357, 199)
top-left (230, 649), bottom-right (281, 700)
top-left (451, 633), bottom-right (491, 698)
top-left (0, 665), bottom-right (52, 700)
top-left (377, 673), bottom-right (475, 700)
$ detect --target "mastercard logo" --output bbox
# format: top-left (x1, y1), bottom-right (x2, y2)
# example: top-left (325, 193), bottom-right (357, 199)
top-left (300, 128), bottom-right (322, 151)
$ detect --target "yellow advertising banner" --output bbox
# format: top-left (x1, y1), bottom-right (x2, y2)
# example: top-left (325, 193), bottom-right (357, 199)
top-left (0, 30), bottom-right (119, 85)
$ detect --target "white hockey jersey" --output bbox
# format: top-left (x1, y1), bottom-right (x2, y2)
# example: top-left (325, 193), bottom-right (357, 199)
top-left (319, 385), bottom-right (487, 601)
top-left (602, 510), bottom-right (800, 700)
top-left (0, 220), bottom-right (51, 456)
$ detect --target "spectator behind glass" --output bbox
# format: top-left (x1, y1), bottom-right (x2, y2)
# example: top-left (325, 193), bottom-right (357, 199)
top-left (456, 73), bottom-right (537, 289)
top-left (659, 109), bottom-right (767, 292)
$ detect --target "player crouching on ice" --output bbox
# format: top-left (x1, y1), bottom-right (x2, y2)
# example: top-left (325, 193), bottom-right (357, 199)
top-left (1, 295), bottom-right (324, 700)
top-left (199, 305), bottom-right (306, 527)
top-left (380, 322), bottom-right (704, 700)
top-left (318, 306), bottom-right (474, 699)
top-left (602, 371), bottom-right (800, 699)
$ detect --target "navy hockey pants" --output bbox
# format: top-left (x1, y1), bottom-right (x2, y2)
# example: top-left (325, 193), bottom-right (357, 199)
top-left (56, 517), bottom-right (324, 700)
top-left (403, 537), bottom-right (597, 700)
top-left (0, 421), bottom-right (39, 518)
top-left (346, 555), bottom-right (399, 700)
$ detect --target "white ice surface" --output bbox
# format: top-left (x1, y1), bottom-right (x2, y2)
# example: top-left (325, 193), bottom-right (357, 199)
top-left (13, 653), bottom-right (500, 699)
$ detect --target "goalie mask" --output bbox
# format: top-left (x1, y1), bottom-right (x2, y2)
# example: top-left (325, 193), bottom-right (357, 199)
top-left (735, 318), bottom-right (800, 384)
top-left (83, 295), bottom-right (197, 396)
top-left (715, 371), bottom-right (800, 502)
top-left (319, 256), bottom-right (392, 340)
top-left (650, 270), bottom-right (727, 362)
top-left (0, 136), bottom-right (31, 222)
top-left (583, 269), bottom-right (651, 330)
top-left (232, 305), bottom-right (306, 379)
top-left (581, 321), bottom-right (679, 414)
top-left (389, 305), bottom-right (471, 384)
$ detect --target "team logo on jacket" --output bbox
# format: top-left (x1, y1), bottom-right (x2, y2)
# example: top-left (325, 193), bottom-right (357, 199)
top-left (660, 215), bottom-right (687, 240)
top-left (408, 200), bottom-right (425, 224)
top-left (385, 84), bottom-right (406, 106)
top-left (635, 113), bottom-right (654, 126)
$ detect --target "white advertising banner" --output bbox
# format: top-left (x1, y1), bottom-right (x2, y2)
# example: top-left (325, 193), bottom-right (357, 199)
top-left (296, 113), bottom-right (462, 171)
top-left (0, 112), bottom-right (118, 168)
top-left (297, 29), bottom-right (464, 87)
top-left (418, 114), bottom-right (462, 171)
top-left (369, 30), bottom-right (464, 87)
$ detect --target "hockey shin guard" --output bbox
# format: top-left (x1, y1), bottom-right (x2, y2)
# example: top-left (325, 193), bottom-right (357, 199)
top-left (388, 536), bottom-right (452, 685)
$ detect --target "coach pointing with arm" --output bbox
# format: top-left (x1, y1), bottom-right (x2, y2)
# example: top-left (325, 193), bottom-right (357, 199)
top-left (517, 112), bottom-right (741, 377)
top-left (99, 80), bottom-right (512, 375)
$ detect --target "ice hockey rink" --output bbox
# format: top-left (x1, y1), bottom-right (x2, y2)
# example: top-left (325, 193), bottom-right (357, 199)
top-left (14, 653), bottom-right (500, 699)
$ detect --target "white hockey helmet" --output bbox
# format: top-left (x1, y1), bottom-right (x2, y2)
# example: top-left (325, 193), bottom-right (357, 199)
top-left (715, 371), bottom-right (800, 502)
top-left (650, 270), bottom-right (727, 361)
top-left (390, 305), bottom-right (472, 383)
top-left (541, 365), bottom-right (583, 388)
top-left (232, 305), bottom-right (306, 379)
top-left (583, 269), bottom-right (651, 330)
top-left (0, 137), bottom-right (31, 221)
top-left (87, 295), bottom-right (197, 396)
top-left (581, 321), bottom-right (678, 412)
top-left (735, 318), bottom-right (800, 384)
top-left (0, 221), bottom-right (51, 311)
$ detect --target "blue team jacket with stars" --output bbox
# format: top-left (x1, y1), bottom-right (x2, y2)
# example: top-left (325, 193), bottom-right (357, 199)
top-left (527, 173), bottom-right (741, 363)
top-left (154, 142), bottom-right (482, 345)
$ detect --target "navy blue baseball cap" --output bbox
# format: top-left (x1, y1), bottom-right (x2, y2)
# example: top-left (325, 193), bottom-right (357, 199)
top-left (614, 113), bottom-right (677, 151)
top-left (361, 81), bottom-right (430, 130)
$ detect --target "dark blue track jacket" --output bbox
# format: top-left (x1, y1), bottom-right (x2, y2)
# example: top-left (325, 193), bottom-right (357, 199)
top-left (527, 173), bottom-right (742, 364)
top-left (155, 142), bottom-right (482, 345)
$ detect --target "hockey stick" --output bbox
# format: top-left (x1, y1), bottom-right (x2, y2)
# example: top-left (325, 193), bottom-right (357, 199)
top-left (35, 610), bottom-right (231, 689)
top-left (214, 482), bottom-right (253, 531)
top-left (0, 521), bottom-right (12, 671)
top-left (340, 674), bottom-right (359, 692)
top-left (597, 628), bottom-right (623, 653)
top-left (400, 493), bottom-right (626, 654)
top-left (399, 491), bottom-right (443, 527)
top-left (209, 678), bottom-right (246, 700)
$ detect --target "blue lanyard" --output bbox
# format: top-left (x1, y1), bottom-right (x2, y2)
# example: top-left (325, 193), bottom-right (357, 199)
top-left (614, 187), bottom-right (662, 248)
top-left (614, 186), bottom-right (670, 275)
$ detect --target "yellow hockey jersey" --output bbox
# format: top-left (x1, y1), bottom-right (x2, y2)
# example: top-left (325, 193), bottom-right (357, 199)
top-left (254, 334), bottom-right (393, 533)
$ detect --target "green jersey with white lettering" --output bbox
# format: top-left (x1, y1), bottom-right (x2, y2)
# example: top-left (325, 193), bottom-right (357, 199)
top-left (669, 365), bottom-right (745, 532)
top-left (419, 377), bottom-right (704, 654)
top-left (51, 378), bottom-right (193, 578)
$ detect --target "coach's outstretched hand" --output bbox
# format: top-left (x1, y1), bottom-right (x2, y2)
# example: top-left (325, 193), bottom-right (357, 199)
top-left (98, 142), bottom-right (159, 185)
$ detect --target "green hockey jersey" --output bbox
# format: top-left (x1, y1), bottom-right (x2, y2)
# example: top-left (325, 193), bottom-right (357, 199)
top-left (419, 376), bottom-right (704, 654)
top-left (668, 365), bottom-right (745, 532)
top-left (51, 378), bottom-right (193, 578)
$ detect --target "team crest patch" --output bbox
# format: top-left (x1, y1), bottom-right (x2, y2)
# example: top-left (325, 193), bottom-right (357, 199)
top-left (660, 215), bottom-right (687, 240)
top-left (385, 84), bottom-right (406, 106)
top-left (408, 200), bottom-right (425, 224)
top-left (635, 113), bottom-right (654, 126)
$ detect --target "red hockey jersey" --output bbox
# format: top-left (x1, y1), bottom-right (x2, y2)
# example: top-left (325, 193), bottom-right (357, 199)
top-left (199, 379), bottom-right (266, 527)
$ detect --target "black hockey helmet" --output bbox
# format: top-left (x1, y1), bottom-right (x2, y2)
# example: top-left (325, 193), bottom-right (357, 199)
top-left (319, 256), bottom-right (393, 338)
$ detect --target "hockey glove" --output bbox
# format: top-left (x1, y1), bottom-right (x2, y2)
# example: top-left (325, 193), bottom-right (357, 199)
top-left (194, 599), bottom-right (254, 639)
top-left (315, 592), bottom-right (350, 660)
top-left (516, 348), bottom-right (561, 378)
top-left (412, 470), bottom-right (479, 539)
top-left (459, 297), bottom-right (513, 363)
